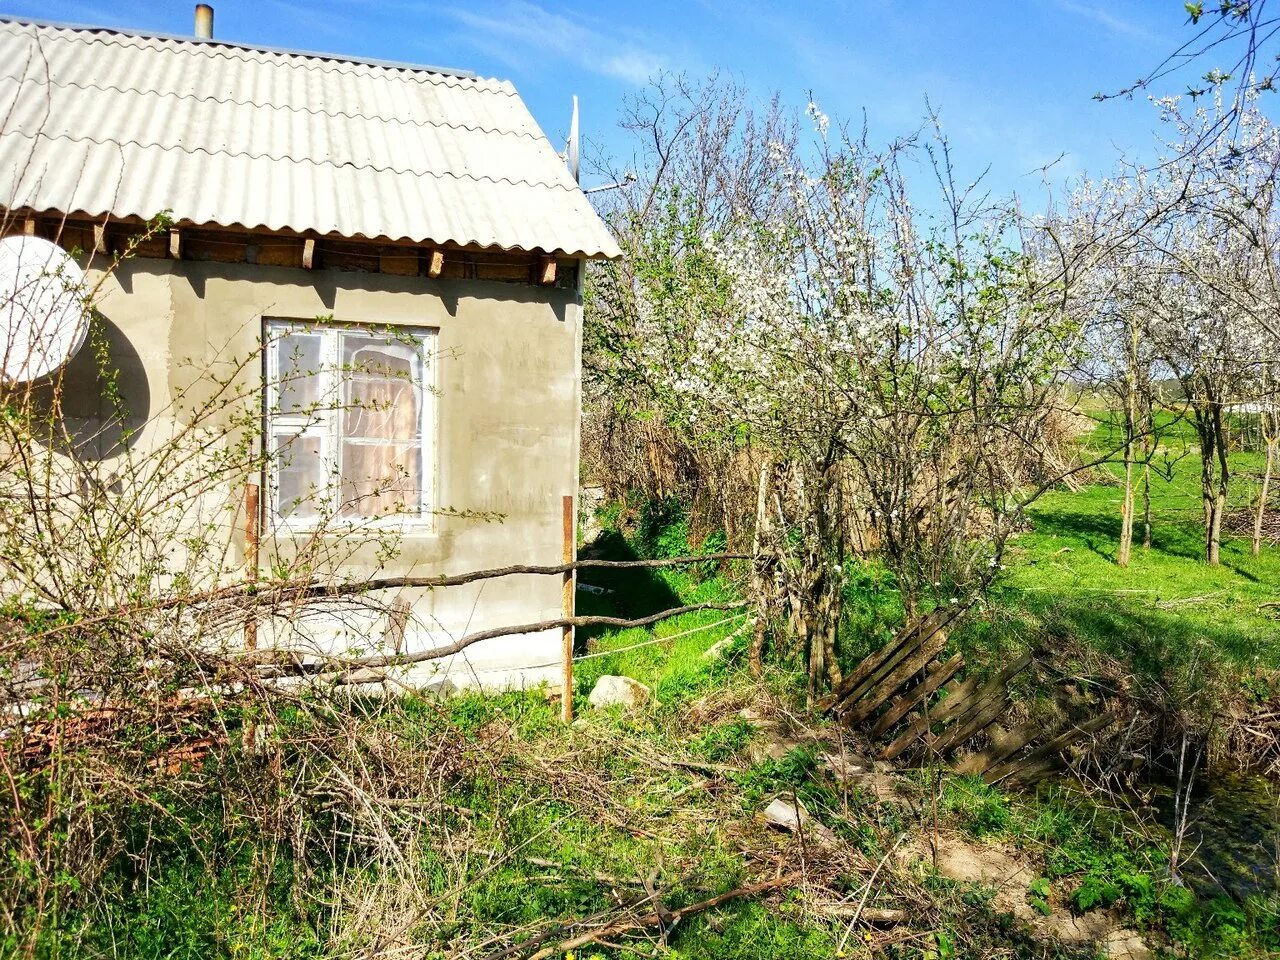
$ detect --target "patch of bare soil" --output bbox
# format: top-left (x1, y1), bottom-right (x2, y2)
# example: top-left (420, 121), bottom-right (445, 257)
top-left (901, 832), bottom-right (1155, 959)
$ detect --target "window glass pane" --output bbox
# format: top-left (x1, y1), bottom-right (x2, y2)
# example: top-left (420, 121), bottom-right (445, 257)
top-left (275, 331), bottom-right (323, 415)
top-left (339, 441), bottom-right (421, 517)
top-left (274, 433), bottom-right (328, 519)
top-left (267, 323), bottom-right (432, 524)
top-left (342, 334), bottom-right (422, 441)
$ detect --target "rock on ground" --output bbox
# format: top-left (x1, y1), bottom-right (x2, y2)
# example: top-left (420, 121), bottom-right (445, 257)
top-left (762, 795), bottom-right (811, 832)
top-left (587, 675), bottom-right (651, 710)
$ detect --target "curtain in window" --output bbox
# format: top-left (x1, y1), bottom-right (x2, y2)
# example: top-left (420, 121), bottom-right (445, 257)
top-left (340, 335), bottom-right (421, 517)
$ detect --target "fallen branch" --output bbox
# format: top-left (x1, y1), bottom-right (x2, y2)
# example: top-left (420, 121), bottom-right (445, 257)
top-left (267, 552), bottom-right (756, 604)
top-left (519, 871), bottom-right (803, 960)
top-left (25, 554), bottom-right (757, 648)
top-left (250, 600), bottom-right (753, 675)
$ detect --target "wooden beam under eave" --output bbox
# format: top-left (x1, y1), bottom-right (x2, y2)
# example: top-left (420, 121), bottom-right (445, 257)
top-left (379, 248), bottom-right (418, 276)
top-left (302, 237), bottom-right (316, 269)
top-left (425, 248), bottom-right (444, 278)
top-left (92, 224), bottom-right (108, 255)
top-left (22, 217), bottom-right (35, 236)
top-left (169, 227), bottom-right (182, 260)
top-left (535, 254), bottom-right (556, 286)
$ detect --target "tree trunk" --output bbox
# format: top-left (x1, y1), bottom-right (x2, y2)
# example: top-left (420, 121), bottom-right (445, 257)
top-left (1208, 489), bottom-right (1225, 566)
top-left (805, 616), bottom-right (822, 709)
top-left (1195, 398), bottom-right (1227, 566)
top-left (1142, 394), bottom-right (1154, 550)
top-left (1118, 455), bottom-right (1134, 567)
top-left (1117, 376), bottom-right (1137, 567)
top-left (1209, 399), bottom-right (1230, 566)
top-left (1141, 463), bottom-right (1153, 549)
top-left (1254, 438), bottom-right (1275, 557)
top-left (748, 461), bottom-right (771, 676)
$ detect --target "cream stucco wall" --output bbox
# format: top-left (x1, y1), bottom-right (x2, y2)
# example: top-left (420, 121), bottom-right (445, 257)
top-left (67, 256), bottom-right (581, 690)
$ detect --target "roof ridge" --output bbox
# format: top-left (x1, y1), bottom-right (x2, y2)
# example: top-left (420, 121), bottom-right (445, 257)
top-left (0, 16), bottom-right (495, 86)
top-left (3, 72), bottom-right (545, 144)
top-left (10, 129), bottom-right (582, 193)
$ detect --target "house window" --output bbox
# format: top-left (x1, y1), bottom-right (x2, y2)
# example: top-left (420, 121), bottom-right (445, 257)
top-left (265, 320), bottom-right (435, 525)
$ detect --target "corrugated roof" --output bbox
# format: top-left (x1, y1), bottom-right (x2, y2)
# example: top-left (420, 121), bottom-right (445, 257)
top-left (0, 17), bottom-right (621, 259)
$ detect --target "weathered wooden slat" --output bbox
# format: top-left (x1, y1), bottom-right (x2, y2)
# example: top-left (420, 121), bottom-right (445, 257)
top-left (999, 755), bottom-right (1065, 786)
top-left (840, 628), bottom-right (949, 727)
top-left (868, 652), bottom-right (964, 740)
top-left (842, 624), bottom-right (935, 711)
top-left (928, 653), bottom-right (1034, 756)
top-left (822, 610), bottom-right (953, 714)
top-left (818, 620), bottom-right (922, 713)
top-left (878, 651), bottom-right (1031, 761)
top-left (983, 711), bottom-right (1116, 785)
top-left (879, 673), bottom-right (982, 761)
top-left (928, 689), bottom-right (1010, 756)
top-left (535, 254), bottom-right (557, 285)
top-left (954, 721), bottom-right (1047, 776)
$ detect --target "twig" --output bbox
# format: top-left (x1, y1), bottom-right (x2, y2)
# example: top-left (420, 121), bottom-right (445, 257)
top-left (251, 600), bottom-right (753, 676)
top-left (835, 833), bottom-right (904, 955)
top-left (517, 871), bottom-right (803, 960)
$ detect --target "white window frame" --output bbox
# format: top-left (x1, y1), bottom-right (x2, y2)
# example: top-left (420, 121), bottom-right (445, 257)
top-left (264, 318), bottom-right (437, 531)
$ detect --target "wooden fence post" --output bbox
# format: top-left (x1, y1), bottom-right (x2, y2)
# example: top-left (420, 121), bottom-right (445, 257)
top-left (242, 480), bottom-right (261, 754)
top-left (244, 481), bottom-right (260, 651)
top-left (561, 494), bottom-right (575, 723)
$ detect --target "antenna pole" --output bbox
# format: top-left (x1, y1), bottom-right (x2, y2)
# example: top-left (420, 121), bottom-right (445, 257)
top-left (567, 95), bottom-right (580, 183)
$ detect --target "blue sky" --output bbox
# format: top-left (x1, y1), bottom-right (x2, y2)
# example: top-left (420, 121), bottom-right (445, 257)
top-left (2, 1), bottom-right (1210, 202)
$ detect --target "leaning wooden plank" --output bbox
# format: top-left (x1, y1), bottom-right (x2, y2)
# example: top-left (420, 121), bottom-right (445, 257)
top-left (878, 651), bottom-right (1031, 762)
top-left (954, 721), bottom-right (1049, 776)
top-left (928, 653), bottom-right (1034, 754)
top-left (868, 652), bottom-right (964, 740)
top-left (825, 609), bottom-right (954, 713)
top-left (835, 623), bottom-right (933, 715)
top-left (937, 650), bottom-right (1032, 735)
top-left (878, 674), bottom-right (982, 761)
top-left (927, 676), bottom-right (1009, 745)
top-left (984, 711), bottom-right (1117, 785)
top-left (1000, 755), bottom-right (1066, 786)
top-left (840, 628), bottom-right (950, 726)
top-left (817, 618), bottom-right (924, 713)
top-left (930, 690), bottom-right (1010, 757)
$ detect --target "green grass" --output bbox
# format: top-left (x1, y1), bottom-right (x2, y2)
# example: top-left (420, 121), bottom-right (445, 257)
top-left (572, 502), bottom-right (753, 704)
top-left (981, 413), bottom-right (1280, 707)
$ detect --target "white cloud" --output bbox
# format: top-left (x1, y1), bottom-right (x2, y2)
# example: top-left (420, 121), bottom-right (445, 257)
top-left (437, 1), bottom-right (670, 84)
top-left (1054, 0), bottom-right (1157, 42)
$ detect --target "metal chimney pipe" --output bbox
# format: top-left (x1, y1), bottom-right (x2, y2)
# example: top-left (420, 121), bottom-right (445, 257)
top-left (194, 4), bottom-right (214, 39)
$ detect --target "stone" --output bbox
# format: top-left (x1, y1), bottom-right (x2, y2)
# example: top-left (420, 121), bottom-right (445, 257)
top-left (762, 795), bottom-right (836, 844)
top-left (587, 675), bottom-right (651, 710)
top-left (421, 677), bottom-right (456, 697)
top-left (762, 795), bottom-right (811, 832)
top-left (1102, 930), bottom-right (1153, 960)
